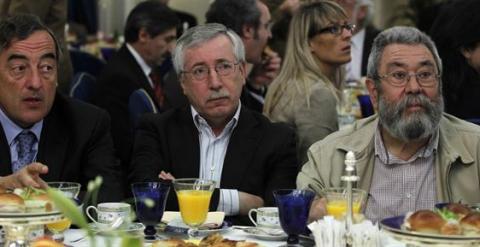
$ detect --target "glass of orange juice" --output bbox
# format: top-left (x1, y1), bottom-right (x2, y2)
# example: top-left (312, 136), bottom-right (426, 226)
top-left (172, 178), bottom-right (215, 238)
top-left (45, 182), bottom-right (81, 242)
top-left (323, 188), bottom-right (367, 221)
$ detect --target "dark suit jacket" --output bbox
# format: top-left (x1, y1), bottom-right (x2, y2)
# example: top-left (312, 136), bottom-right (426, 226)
top-left (0, 93), bottom-right (123, 202)
top-left (360, 25), bottom-right (381, 76)
top-left (129, 106), bottom-right (298, 224)
top-left (93, 45), bottom-right (188, 180)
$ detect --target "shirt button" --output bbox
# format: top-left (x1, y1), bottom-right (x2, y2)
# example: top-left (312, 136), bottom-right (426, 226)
top-left (406, 193), bottom-right (412, 198)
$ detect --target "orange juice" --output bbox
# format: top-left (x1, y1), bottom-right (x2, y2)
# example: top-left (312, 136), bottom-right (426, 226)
top-left (326, 200), bottom-right (361, 219)
top-left (177, 190), bottom-right (212, 226)
top-left (46, 218), bottom-right (72, 232)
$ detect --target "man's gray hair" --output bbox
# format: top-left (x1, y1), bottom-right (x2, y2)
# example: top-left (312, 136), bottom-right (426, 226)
top-left (366, 26), bottom-right (443, 86)
top-left (173, 23), bottom-right (246, 75)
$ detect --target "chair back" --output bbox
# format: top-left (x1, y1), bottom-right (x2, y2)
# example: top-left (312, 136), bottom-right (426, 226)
top-left (69, 72), bottom-right (96, 103)
top-left (128, 88), bottom-right (159, 127)
top-left (69, 49), bottom-right (105, 77)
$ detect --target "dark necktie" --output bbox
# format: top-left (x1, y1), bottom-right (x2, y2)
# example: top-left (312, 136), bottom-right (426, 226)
top-left (149, 71), bottom-right (165, 107)
top-left (13, 130), bottom-right (37, 172)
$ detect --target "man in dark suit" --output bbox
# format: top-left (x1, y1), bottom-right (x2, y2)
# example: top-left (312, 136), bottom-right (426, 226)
top-left (93, 1), bottom-right (186, 193)
top-left (206, 0), bottom-right (282, 112)
top-left (0, 14), bottom-right (122, 202)
top-left (334, 0), bottom-right (380, 82)
top-left (129, 23), bottom-right (297, 224)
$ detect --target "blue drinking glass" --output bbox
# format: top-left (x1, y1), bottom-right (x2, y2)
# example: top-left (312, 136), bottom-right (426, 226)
top-left (132, 182), bottom-right (170, 241)
top-left (274, 189), bottom-right (315, 246)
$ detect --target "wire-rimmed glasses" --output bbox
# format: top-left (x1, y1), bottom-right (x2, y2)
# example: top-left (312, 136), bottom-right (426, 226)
top-left (181, 61), bottom-right (240, 81)
top-left (376, 70), bottom-right (440, 87)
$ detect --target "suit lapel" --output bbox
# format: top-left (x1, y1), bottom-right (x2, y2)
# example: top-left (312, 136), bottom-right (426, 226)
top-left (221, 108), bottom-right (261, 188)
top-left (36, 98), bottom-right (69, 181)
top-left (0, 124), bottom-right (12, 176)
top-left (122, 45), bottom-right (161, 109)
top-left (175, 108), bottom-right (200, 178)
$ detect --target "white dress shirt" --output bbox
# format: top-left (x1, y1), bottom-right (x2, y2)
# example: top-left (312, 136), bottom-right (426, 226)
top-left (191, 104), bottom-right (242, 216)
top-left (345, 28), bottom-right (366, 83)
top-left (126, 43), bottom-right (154, 88)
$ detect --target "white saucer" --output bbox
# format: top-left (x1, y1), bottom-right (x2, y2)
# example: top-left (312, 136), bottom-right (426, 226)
top-left (88, 222), bottom-right (145, 235)
top-left (164, 218), bottom-right (231, 235)
top-left (236, 226), bottom-right (287, 241)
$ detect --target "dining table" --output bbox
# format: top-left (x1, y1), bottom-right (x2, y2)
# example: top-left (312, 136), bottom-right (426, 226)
top-left (62, 226), bottom-right (406, 247)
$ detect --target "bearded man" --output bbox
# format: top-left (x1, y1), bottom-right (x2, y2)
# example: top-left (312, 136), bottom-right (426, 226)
top-left (297, 26), bottom-right (480, 223)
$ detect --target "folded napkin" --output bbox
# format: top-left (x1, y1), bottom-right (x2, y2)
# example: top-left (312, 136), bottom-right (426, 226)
top-left (161, 211), bottom-right (225, 227)
top-left (308, 216), bottom-right (382, 247)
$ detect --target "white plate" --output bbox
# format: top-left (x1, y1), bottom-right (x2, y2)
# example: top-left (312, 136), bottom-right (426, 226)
top-left (163, 218), bottom-right (231, 235)
top-left (381, 215), bottom-right (480, 245)
top-left (235, 226), bottom-right (287, 241)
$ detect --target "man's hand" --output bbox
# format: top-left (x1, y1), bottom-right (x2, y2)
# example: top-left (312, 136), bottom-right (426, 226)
top-left (279, 0), bottom-right (300, 15)
top-left (249, 48), bottom-right (282, 87)
top-left (158, 171), bottom-right (175, 181)
top-left (308, 197), bottom-right (327, 223)
top-left (238, 191), bottom-right (264, 215)
top-left (0, 163), bottom-right (48, 189)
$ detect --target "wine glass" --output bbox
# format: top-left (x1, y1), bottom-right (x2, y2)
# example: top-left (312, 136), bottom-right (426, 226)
top-left (172, 178), bottom-right (215, 238)
top-left (274, 189), bottom-right (315, 247)
top-left (45, 182), bottom-right (81, 242)
top-left (131, 182), bottom-right (170, 241)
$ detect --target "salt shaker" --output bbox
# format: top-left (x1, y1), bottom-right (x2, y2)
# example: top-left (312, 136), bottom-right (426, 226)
top-left (341, 151), bottom-right (359, 247)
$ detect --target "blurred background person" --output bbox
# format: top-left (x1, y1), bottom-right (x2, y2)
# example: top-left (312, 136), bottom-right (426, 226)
top-left (429, 0), bottom-right (480, 122)
top-left (333, 0), bottom-right (379, 84)
top-left (92, 1), bottom-right (179, 196)
top-left (206, 0), bottom-right (281, 112)
top-left (0, 0), bottom-right (73, 93)
top-left (264, 1), bottom-right (353, 163)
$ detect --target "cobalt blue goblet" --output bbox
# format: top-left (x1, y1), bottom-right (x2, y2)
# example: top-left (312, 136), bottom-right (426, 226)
top-left (274, 189), bottom-right (315, 246)
top-left (132, 182), bottom-right (170, 241)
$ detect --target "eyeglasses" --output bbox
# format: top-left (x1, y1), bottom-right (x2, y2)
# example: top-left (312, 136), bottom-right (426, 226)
top-left (376, 70), bottom-right (440, 87)
top-left (317, 23), bottom-right (356, 36)
top-left (182, 61), bottom-right (240, 81)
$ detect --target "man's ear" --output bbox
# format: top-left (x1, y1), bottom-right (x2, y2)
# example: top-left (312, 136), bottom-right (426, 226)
top-left (138, 28), bottom-right (150, 43)
top-left (242, 24), bottom-right (255, 40)
top-left (238, 62), bottom-right (247, 86)
top-left (460, 47), bottom-right (472, 60)
top-left (366, 77), bottom-right (378, 108)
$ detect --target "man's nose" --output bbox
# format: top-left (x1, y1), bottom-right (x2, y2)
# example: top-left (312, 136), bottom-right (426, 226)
top-left (207, 68), bottom-right (223, 89)
top-left (26, 69), bottom-right (42, 89)
top-left (405, 74), bottom-right (422, 93)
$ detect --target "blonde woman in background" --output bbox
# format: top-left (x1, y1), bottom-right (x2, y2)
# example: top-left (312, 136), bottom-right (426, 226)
top-left (263, 1), bottom-right (354, 163)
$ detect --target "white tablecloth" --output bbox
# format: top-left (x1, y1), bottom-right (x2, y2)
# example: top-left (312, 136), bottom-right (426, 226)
top-left (63, 227), bottom-right (405, 247)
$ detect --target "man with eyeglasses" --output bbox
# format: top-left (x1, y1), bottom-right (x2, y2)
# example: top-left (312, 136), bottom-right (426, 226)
top-left (129, 23), bottom-right (297, 225)
top-left (297, 26), bottom-right (480, 223)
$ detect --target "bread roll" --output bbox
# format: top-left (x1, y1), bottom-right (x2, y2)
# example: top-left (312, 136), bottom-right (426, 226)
top-left (445, 203), bottom-right (471, 219)
top-left (29, 193), bottom-right (53, 212)
top-left (0, 193), bottom-right (25, 213)
top-left (460, 212), bottom-right (480, 236)
top-left (31, 237), bottom-right (64, 247)
top-left (407, 210), bottom-right (446, 234)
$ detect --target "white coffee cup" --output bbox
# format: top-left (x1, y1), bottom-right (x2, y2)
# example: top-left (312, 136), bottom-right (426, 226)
top-left (86, 202), bottom-right (131, 229)
top-left (248, 207), bottom-right (281, 228)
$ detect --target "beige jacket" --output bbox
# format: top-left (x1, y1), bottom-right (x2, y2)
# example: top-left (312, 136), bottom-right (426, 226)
top-left (264, 78), bottom-right (338, 164)
top-left (297, 113), bottom-right (480, 204)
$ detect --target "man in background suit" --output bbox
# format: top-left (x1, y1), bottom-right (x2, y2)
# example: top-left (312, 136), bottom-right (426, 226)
top-left (93, 1), bottom-right (184, 194)
top-left (206, 0), bottom-right (282, 112)
top-left (334, 0), bottom-right (380, 83)
top-left (129, 23), bottom-right (297, 224)
top-left (0, 14), bottom-right (122, 202)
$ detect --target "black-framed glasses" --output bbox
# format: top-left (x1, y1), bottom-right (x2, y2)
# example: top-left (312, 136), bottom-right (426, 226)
top-left (316, 23), bottom-right (356, 36)
top-left (376, 70), bottom-right (440, 87)
top-left (182, 61), bottom-right (240, 81)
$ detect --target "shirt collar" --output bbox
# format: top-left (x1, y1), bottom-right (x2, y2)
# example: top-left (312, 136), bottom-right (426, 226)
top-left (0, 107), bottom-right (43, 146)
top-left (126, 43), bottom-right (152, 83)
top-left (374, 122), bottom-right (439, 164)
top-left (190, 102), bottom-right (241, 134)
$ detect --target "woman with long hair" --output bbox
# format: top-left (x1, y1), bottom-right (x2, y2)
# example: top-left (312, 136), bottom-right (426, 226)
top-left (264, 1), bottom-right (353, 163)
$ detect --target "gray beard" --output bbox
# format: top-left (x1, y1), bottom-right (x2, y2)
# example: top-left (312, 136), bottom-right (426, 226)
top-left (378, 93), bottom-right (444, 142)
